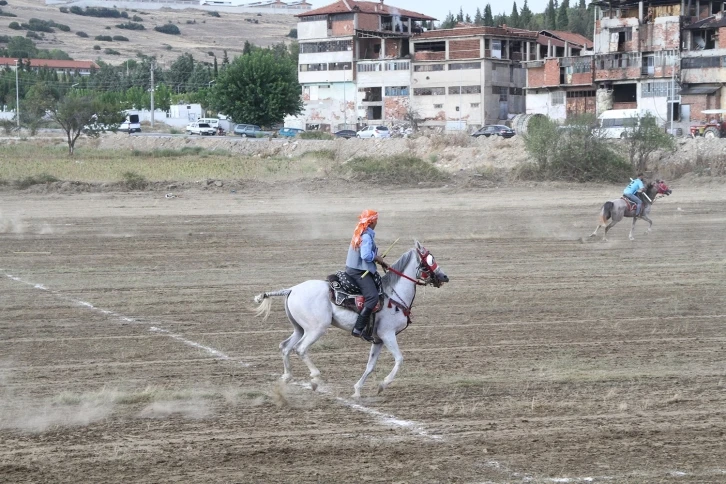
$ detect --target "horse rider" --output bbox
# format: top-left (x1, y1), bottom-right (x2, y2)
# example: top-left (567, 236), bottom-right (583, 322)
top-left (623, 173), bottom-right (646, 216)
top-left (345, 209), bottom-right (389, 340)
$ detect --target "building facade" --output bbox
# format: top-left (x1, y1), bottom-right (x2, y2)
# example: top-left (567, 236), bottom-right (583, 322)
top-left (0, 58), bottom-right (99, 76)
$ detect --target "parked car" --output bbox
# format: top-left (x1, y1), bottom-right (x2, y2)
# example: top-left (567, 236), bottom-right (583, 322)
top-left (333, 129), bottom-right (357, 139)
top-left (356, 125), bottom-right (390, 139)
top-left (186, 122), bottom-right (217, 136)
top-left (278, 127), bottom-right (304, 137)
top-left (472, 125), bottom-right (515, 138)
top-left (234, 124), bottom-right (272, 137)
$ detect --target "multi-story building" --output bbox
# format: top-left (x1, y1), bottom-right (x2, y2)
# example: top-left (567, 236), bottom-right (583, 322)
top-left (525, 0), bottom-right (726, 129)
top-left (294, 0), bottom-right (434, 132)
top-left (0, 58), bottom-right (99, 76)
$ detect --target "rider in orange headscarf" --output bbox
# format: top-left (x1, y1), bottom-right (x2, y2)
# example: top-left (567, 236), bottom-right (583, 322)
top-left (345, 209), bottom-right (389, 341)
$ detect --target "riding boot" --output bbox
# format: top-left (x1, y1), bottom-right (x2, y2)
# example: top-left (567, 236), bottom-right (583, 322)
top-left (352, 307), bottom-right (374, 341)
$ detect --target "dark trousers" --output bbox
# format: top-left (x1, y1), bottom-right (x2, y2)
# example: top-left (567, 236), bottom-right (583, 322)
top-left (345, 268), bottom-right (378, 310)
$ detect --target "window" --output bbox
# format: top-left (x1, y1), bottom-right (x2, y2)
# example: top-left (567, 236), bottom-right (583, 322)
top-left (682, 56), bottom-right (722, 68)
top-left (328, 62), bottom-right (352, 70)
top-left (510, 87), bottom-right (523, 96)
top-left (300, 14), bottom-right (327, 22)
top-left (449, 85), bottom-right (481, 94)
top-left (385, 86), bottom-right (409, 96)
top-left (551, 91), bottom-right (565, 105)
top-left (300, 40), bottom-right (353, 53)
top-left (434, 103), bottom-right (443, 108)
top-left (358, 63), bottom-right (382, 72)
top-left (413, 87), bottom-right (445, 96)
top-left (471, 103), bottom-right (480, 108)
top-left (300, 63), bottom-right (327, 72)
top-left (414, 64), bottom-right (445, 72)
top-left (449, 62), bottom-right (481, 70)
top-left (566, 90), bottom-right (596, 98)
top-left (386, 61), bottom-right (409, 71)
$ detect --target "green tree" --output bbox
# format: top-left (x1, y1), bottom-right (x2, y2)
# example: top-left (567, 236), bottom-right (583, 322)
top-left (520, 0), bottom-right (533, 28)
top-left (456, 7), bottom-right (464, 22)
top-left (7, 36), bottom-right (38, 58)
top-left (624, 113), bottom-right (676, 172)
top-left (166, 52), bottom-right (194, 93)
top-left (210, 48), bottom-right (302, 127)
top-left (440, 11), bottom-right (456, 29)
top-left (557, 0), bottom-right (569, 30)
top-left (510, 2), bottom-right (520, 28)
top-left (21, 82), bottom-right (59, 135)
top-left (579, 0), bottom-right (586, 7)
top-left (49, 94), bottom-right (124, 155)
top-left (464, 13), bottom-right (472, 23)
top-left (474, 7), bottom-right (482, 25)
top-left (242, 40), bottom-right (254, 55)
top-left (483, 4), bottom-right (494, 26)
top-left (545, 0), bottom-right (557, 29)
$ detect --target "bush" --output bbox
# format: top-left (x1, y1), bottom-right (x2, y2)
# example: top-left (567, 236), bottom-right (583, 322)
top-left (522, 115), bottom-right (632, 183)
top-left (76, 31), bottom-right (88, 37)
top-left (69, 6), bottom-right (125, 18)
top-left (131, 15), bottom-right (143, 21)
top-left (58, 24), bottom-right (70, 32)
top-left (185, 19), bottom-right (195, 24)
top-left (122, 171), bottom-right (147, 190)
top-left (0, 35), bottom-right (9, 42)
top-left (0, 0), bottom-right (9, 5)
top-left (117, 21), bottom-right (144, 30)
top-left (623, 113), bottom-right (677, 172)
top-left (344, 154), bottom-right (449, 184)
top-left (93, 45), bottom-right (101, 50)
top-left (9, 20), bottom-right (21, 29)
top-left (207, 51), bottom-right (214, 56)
top-left (131, 146), bottom-right (205, 157)
top-left (104, 48), bottom-right (120, 55)
top-left (154, 24), bottom-right (180, 35)
top-left (207, 11), bottom-right (220, 17)
top-left (16, 173), bottom-right (59, 189)
top-left (286, 28), bottom-right (297, 38)
top-left (112, 35), bottom-right (129, 41)
top-left (25, 31), bottom-right (41, 39)
top-left (299, 131), bottom-right (333, 140)
top-left (94, 35), bottom-right (113, 41)
top-left (59, 6), bottom-right (68, 13)
top-left (0, 9), bottom-right (16, 17)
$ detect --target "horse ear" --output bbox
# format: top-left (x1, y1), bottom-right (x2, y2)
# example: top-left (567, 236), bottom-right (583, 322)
top-left (414, 240), bottom-right (422, 251)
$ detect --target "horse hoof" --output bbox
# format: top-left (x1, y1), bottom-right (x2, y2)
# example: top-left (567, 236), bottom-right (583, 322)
top-left (281, 374), bottom-right (292, 383)
top-left (311, 381), bottom-right (318, 392)
top-left (377, 383), bottom-right (385, 395)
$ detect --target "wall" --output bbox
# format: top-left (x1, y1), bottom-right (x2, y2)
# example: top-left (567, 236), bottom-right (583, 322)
top-left (357, 13), bottom-right (379, 31)
top-left (300, 81), bottom-right (356, 130)
top-left (449, 39), bottom-right (481, 60)
top-left (298, 20), bottom-right (328, 40)
top-left (680, 94), bottom-right (721, 123)
top-left (525, 91), bottom-right (566, 121)
top-left (331, 18), bottom-right (354, 36)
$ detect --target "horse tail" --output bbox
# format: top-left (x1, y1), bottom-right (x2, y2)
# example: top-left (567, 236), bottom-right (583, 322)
top-left (600, 201), bottom-right (614, 225)
top-left (253, 289), bottom-right (292, 321)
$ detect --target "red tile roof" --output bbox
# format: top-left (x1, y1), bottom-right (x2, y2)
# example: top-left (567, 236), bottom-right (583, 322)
top-left (415, 25), bottom-right (539, 40)
top-left (0, 57), bottom-right (99, 69)
top-left (296, 0), bottom-right (435, 21)
top-left (541, 30), bottom-right (593, 49)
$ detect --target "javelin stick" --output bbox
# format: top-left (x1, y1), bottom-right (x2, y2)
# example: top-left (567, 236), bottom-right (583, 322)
top-left (362, 237), bottom-right (400, 278)
top-left (642, 192), bottom-right (652, 202)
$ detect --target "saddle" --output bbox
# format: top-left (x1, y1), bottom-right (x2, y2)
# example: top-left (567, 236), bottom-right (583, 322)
top-left (327, 271), bottom-right (383, 314)
top-left (621, 196), bottom-right (638, 213)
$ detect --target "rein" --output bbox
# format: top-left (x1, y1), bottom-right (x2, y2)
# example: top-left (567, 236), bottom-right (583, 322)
top-left (385, 265), bottom-right (426, 286)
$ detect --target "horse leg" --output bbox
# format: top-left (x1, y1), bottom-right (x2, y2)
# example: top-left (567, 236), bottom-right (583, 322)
top-left (602, 220), bottom-right (617, 242)
top-left (629, 217), bottom-right (637, 241)
top-left (352, 342), bottom-right (384, 398)
top-left (590, 224), bottom-right (600, 238)
top-left (279, 331), bottom-right (302, 383)
top-left (377, 333), bottom-right (404, 395)
top-left (641, 214), bottom-right (653, 234)
top-left (293, 328), bottom-right (326, 391)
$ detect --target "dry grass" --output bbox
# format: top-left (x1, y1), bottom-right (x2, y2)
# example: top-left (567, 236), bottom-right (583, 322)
top-left (7, 0), bottom-right (296, 64)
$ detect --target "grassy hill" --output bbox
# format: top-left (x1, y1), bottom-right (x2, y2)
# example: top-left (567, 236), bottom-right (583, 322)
top-left (0, 0), bottom-right (297, 64)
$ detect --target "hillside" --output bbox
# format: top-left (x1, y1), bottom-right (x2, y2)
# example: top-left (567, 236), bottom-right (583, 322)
top-left (0, 0), bottom-right (297, 64)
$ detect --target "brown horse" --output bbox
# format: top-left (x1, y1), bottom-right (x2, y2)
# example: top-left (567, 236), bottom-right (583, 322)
top-left (590, 180), bottom-right (672, 241)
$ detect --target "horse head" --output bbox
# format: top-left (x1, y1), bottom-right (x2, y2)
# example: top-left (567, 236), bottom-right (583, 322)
top-left (654, 179), bottom-right (672, 196)
top-left (414, 240), bottom-right (449, 287)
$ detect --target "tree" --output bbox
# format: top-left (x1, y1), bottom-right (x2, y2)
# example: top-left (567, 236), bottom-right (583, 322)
top-left (465, 13), bottom-right (472, 24)
top-left (242, 40), bottom-right (254, 55)
top-left (440, 11), bottom-right (456, 29)
top-left (21, 82), bottom-right (58, 135)
top-left (7, 36), bottom-right (38, 58)
top-left (510, 2), bottom-right (520, 28)
top-left (483, 4), bottom-right (494, 26)
top-left (557, 0), bottom-right (570, 30)
top-left (49, 94), bottom-right (124, 155)
top-left (166, 52), bottom-right (194, 93)
top-left (474, 7), bottom-right (482, 25)
top-left (520, 0), bottom-right (533, 29)
top-left (546, 0), bottom-right (557, 29)
top-left (579, 0), bottom-right (586, 7)
top-left (625, 113), bottom-right (676, 172)
top-left (222, 49), bottom-right (230, 69)
top-left (456, 7), bottom-right (464, 22)
top-left (209, 48), bottom-right (302, 127)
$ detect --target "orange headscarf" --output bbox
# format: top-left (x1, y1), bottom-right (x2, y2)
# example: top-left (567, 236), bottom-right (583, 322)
top-left (350, 209), bottom-right (378, 249)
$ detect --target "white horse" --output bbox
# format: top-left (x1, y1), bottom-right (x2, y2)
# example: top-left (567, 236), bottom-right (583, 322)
top-left (590, 180), bottom-right (672, 241)
top-left (253, 240), bottom-right (449, 398)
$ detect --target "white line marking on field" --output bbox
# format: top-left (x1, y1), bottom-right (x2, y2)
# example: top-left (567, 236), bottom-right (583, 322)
top-left (5, 272), bottom-right (437, 438)
top-left (4, 273), bottom-right (248, 367)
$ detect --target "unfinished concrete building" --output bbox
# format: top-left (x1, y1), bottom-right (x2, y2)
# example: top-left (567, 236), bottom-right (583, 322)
top-left (409, 26), bottom-right (539, 127)
top-left (293, 0), bottom-right (434, 132)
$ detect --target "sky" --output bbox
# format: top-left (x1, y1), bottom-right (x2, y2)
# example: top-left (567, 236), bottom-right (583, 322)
top-left (306, 0), bottom-right (552, 23)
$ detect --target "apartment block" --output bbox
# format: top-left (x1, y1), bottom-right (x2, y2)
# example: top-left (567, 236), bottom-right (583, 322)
top-left (525, 0), bottom-right (726, 129)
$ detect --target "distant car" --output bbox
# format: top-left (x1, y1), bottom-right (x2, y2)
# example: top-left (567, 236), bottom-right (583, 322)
top-left (186, 122), bottom-right (216, 136)
top-left (472, 125), bottom-right (515, 138)
top-left (234, 124), bottom-right (272, 137)
top-left (278, 127), bottom-right (304, 137)
top-left (334, 129), bottom-right (357, 139)
top-left (356, 125), bottom-right (390, 139)
top-left (118, 121), bottom-right (141, 133)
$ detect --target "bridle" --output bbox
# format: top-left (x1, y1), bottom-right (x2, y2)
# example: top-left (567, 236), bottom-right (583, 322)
top-left (651, 180), bottom-right (672, 201)
top-left (384, 248), bottom-right (441, 287)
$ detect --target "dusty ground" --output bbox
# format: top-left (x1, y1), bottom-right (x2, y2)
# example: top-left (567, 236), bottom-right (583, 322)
top-left (0, 181), bottom-right (725, 483)
top-left (4, 0), bottom-right (296, 64)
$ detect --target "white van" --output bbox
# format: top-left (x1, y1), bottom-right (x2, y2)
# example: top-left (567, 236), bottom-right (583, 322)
top-left (197, 118), bottom-right (219, 129)
top-left (119, 112), bottom-right (141, 133)
top-left (595, 109), bottom-right (640, 139)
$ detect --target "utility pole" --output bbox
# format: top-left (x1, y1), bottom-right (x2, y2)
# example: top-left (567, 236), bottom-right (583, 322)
top-left (150, 61), bottom-right (155, 128)
top-left (15, 59), bottom-right (20, 129)
top-left (343, 68), bottom-right (347, 128)
top-left (670, 53), bottom-right (676, 134)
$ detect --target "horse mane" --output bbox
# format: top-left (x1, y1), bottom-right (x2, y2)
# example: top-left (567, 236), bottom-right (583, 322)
top-left (381, 248), bottom-right (416, 289)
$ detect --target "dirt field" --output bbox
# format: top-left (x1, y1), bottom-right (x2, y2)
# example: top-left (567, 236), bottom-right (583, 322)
top-left (1, 181), bottom-right (725, 483)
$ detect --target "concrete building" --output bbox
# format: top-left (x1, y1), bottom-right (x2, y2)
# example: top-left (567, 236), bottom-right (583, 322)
top-left (524, 0), bottom-right (726, 132)
top-left (294, 0), bottom-right (434, 132)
